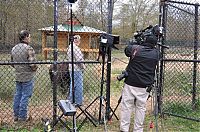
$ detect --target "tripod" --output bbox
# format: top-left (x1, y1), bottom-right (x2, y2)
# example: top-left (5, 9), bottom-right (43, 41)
top-left (86, 44), bottom-right (107, 124)
top-left (84, 44), bottom-right (117, 130)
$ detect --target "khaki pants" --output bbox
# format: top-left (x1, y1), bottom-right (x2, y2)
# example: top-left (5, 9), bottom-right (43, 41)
top-left (120, 84), bottom-right (149, 132)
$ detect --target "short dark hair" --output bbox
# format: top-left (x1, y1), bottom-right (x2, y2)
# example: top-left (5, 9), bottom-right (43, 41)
top-left (19, 30), bottom-right (30, 42)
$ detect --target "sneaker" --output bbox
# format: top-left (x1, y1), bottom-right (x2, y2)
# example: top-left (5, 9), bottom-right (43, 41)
top-left (18, 116), bottom-right (32, 122)
top-left (14, 117), bottom-right (18, 122)
top-left (18, 118), bottom-right (27, 122)
top-left (75, 104), bottom-right (82, 107)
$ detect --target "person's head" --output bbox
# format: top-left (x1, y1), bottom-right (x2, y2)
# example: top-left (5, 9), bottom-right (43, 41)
top-left (141, 35), bottom-right (158, 48)
top-left (73, 35), bottom-right (81, 46)
top-left (19, 30), bottom-right (31, 43)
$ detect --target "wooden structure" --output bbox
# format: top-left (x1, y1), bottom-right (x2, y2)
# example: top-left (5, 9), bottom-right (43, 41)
top-left (38, 17), bottom-right (105, 60)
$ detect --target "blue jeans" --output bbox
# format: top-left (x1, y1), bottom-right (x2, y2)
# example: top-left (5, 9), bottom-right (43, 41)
top-left (69, 71), bottom-right (83, 105)
top-left (13, 79), bottom-right (34, 119)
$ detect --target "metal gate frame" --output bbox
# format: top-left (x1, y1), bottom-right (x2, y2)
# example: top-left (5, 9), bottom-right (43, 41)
top-left (159, 0), bottom-right (200, 122)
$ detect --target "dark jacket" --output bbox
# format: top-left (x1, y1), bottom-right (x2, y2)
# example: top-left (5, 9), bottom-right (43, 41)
top-left (124, 44), bottom-right (160, 88)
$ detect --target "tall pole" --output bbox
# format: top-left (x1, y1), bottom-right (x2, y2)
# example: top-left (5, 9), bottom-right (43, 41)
top-left (106, 0), bottom-right (113, 120)
top-left (69, 2), bottom-right (77, 131)
top-left (53, 0), bottom-right (58, 124)
top-left (192, 4), bottom-right (198, 110)
top-left (69, 3), bottom-right (75, 108)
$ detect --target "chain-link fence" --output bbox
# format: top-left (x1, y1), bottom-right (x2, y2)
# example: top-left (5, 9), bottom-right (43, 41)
top-left (0, 0), bottom-right (112, 131)
top-left (1, 0), bottom-right (200, 131)
top-left (160, 0), bottom-right (200, 122)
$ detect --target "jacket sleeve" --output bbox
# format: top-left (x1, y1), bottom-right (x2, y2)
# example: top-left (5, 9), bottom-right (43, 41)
top-left (124, 44), bottom-right (140, 58)
top-left (27, 47), bottom-right (38, 71)
top-left (10, 53), bottom-right (14, 68)
top-left (124, 45), bottom-right (133, 57)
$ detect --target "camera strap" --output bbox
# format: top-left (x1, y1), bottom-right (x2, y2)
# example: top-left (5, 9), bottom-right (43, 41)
top-left (131, 45), bottom-right (139, 59)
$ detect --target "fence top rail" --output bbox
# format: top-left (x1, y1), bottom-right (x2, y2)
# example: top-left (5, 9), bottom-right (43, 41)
top-left (167, 3), bottom-right (196, 15)
top-left (0, 61), bottom-right (100, 65)
top-left (167, 0), bottom-right (200, 6)
top-left (163, 59), bottom-right (200, 62)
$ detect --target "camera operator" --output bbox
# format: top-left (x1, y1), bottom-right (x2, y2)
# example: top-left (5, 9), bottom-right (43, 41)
top-left (120, 28), bottom-right (160, 132)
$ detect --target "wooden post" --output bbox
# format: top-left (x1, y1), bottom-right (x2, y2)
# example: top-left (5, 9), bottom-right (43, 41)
top-left (42, 31), bottom-right (47, 59)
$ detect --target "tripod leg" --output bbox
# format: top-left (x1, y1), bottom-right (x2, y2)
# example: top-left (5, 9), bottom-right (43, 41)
top-left (59, 118), bottom-right (72, 131)
top-left (77, 106), bottom-right (97, 127)
top-left (102, 97), bottom-right (119, 121)
top-left (109, 96), bottom-right (122, 120)
top-left (108, 106), bottom-right (119, 120)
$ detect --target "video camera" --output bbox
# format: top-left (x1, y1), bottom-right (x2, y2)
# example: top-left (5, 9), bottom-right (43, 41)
top-left (68, 0), bottom-right (77, 3)
top-left (97, 33), bottom-right (119, 61)
top-left (131, 25), bottom-right (163, 47)
top-left (99, 33), bottom-right (119, 50)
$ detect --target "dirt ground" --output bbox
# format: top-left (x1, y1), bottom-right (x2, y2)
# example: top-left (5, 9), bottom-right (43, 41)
top-left (0, 95), bottom-right (154, 129)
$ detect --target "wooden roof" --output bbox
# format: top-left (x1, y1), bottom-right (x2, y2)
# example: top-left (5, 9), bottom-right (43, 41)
top-left (39, 14), bottom-right (105, 34)
top-left (39, 24), bottom-right (105, 33)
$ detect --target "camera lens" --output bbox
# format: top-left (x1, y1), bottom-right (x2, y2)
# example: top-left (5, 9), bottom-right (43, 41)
top-left (117, 71), bottom-right (128, 81)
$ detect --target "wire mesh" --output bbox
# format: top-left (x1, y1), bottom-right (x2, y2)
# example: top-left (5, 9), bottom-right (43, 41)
top-left (0, 0), bottom-right (109, 131)
top-left (1, 0), bottom-right (200, 131)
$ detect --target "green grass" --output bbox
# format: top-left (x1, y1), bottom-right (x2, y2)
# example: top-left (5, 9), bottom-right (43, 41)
top-left (160, 116), bottom-right (200, 132)
top-left (163, 69), bottom-right (195, 93)
top-left (163, 100), bottom-right (200, 119)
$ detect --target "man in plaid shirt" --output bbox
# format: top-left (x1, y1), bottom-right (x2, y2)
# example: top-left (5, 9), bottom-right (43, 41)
top-left (11, 30), bottom-right (37, 122)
